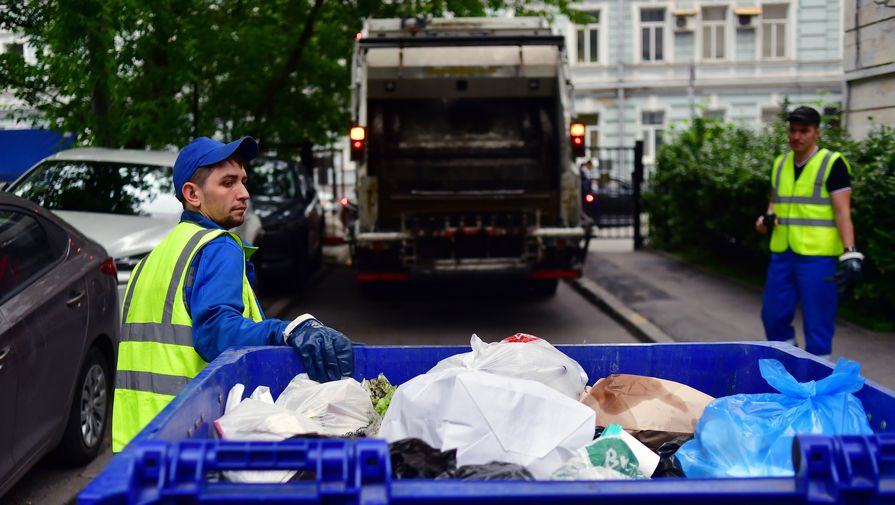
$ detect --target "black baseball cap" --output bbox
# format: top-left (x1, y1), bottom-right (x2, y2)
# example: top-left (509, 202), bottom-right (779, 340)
top-left (786, 106), bottom-right (821, 126)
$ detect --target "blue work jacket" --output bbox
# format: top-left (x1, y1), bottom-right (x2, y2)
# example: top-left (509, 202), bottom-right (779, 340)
top-left (181, 211), bottom-right (288, 361)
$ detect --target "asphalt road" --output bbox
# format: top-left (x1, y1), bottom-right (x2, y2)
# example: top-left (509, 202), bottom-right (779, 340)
top-left (270, 267), bottom-right (636, 346)
top-left (2, 252), bottom-right (634, 505)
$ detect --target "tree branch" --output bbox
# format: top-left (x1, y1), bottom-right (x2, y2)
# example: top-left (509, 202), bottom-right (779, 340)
top-left (251, 0), bottom-right (325, 138)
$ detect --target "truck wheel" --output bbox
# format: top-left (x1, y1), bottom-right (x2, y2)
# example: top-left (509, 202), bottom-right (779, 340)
top-left (58, 347), bottom-right (111, 466)
top-left (531, 279), bottom-right (559, 298)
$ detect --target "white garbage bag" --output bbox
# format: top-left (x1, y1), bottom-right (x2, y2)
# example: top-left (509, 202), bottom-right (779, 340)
top-left (378, 368), bottom-right (596, 480)
top-left (214, 398), bottom-right (320, 441)
top-left (248, 385), bottom-right (275, 405)
top-left (275, 374), bottom-right (379, 436)
top-left (224, 383), bottom-right (245, 413)
top-left (213, 384), bottom-right (323, 483)
top-left (427, 334), bottom-right (588, 399)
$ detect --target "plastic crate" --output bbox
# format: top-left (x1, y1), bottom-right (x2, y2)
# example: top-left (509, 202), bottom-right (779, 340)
top-left (80, 342), bottom-right (895, 504)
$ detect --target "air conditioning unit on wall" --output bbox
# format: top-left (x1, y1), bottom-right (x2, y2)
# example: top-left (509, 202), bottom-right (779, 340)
top-left (673, 9), bottom-right (697, 32)
top-left (735, 7), bottom-right (760, 30)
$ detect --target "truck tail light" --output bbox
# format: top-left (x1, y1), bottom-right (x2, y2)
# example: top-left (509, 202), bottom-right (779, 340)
top-left (350, 126), bottom-right (366, 162)
top-left (570, 122), bottom-right (586, 158)
top-left (531, 269), bottom-right (581, 279)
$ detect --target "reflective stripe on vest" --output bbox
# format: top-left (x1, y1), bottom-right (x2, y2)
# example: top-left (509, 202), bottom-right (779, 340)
top-left (112, 222), bottom-right (262, 452)
top-left (770, 149), bottom-right (846, 256)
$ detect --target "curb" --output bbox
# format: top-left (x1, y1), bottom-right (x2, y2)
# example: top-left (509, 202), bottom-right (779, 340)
top-left (568, 277), bottom-right (676, 344)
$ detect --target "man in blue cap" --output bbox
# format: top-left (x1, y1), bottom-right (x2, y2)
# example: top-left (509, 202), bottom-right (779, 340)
top-left (112, 136), bottom-right (353, 452)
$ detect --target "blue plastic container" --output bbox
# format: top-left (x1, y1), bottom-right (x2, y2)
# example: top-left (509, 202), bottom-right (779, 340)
top-left (80, 342), bottom-right (895, 504)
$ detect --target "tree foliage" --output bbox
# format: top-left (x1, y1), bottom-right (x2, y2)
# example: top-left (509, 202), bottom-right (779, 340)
top-left (0, 0), bottom-right (571, 155)
top-left (645, 109), bottom-right (895, 329)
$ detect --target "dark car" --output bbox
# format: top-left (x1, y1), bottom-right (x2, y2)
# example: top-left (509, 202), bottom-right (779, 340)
top-left (582, 177), bottom-right (635, 228)
top-left (0, 192), bottom-right (119, 497)
top-left (247, 158), bottom-right (325, 289)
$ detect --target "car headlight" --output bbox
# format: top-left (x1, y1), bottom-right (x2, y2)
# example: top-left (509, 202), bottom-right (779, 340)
top-left (115, 253), bottom-right (147, 272)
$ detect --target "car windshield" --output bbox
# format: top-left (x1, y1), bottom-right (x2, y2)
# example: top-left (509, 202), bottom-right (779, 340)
top-left (247, 159), bottom-right (297, 201)
top-left (9, 160), bottom-right (180, 217)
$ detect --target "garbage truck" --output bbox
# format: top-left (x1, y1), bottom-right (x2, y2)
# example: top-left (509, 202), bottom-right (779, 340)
top-left (347, 17), bottom-right (590, 296)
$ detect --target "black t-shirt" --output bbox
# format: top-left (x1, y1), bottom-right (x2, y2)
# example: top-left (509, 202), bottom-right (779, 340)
top-left (792, 154), bottom-right (851, 193)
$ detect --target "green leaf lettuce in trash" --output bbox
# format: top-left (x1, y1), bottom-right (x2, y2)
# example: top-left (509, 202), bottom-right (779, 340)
top-left (363, 373), bottom-right (398, 416)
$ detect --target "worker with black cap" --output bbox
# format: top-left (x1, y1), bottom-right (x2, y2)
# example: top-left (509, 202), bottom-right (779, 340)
top-left (755, 106), bottom-right (863, 360)
top-left (112, 136), bottom-right (354, 452)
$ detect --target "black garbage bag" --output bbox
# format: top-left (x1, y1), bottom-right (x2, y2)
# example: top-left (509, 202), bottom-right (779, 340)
top-left (390, 438), bottom-right (457, 479)
top-left (437, 462), bottom-right (534, 481)
top-left (651, 441), bottom-right (687, 478)
top-left (630, 430), bottom-right (693, 452)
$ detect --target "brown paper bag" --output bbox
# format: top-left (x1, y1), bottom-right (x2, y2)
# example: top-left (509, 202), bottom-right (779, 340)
top-left (581, 374), bottom-right (714, 433)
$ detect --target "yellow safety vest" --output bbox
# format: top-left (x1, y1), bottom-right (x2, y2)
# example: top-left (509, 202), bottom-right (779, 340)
top-left (770, 148), bottom-right (850, 257)
top-left (111, 221), bottom-right (262, 452)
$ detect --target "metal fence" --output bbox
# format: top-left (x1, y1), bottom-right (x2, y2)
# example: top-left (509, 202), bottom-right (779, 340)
top-left (580, 141), bottom-right (645, 249)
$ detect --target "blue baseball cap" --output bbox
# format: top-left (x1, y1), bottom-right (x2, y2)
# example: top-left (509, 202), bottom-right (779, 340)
top-left (173, 136), bottom-right (259, 200)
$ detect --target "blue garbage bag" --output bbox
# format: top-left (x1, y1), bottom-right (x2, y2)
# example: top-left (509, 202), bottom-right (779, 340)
top-left (676, 358), bottom-right (873, 477)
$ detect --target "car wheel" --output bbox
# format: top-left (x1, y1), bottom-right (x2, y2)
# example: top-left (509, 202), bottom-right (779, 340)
top-left (58, 347), bottom-right (111, 466)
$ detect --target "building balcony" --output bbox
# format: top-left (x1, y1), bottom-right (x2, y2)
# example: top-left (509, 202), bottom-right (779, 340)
top-left (571, 59), bottom-right (843, 92)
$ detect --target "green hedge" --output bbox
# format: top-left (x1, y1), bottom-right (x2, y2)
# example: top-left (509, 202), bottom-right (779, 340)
top-left (645, 117), bottom-right (895, 330)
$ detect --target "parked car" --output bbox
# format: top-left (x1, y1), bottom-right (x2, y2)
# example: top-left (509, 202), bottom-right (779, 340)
top-left (6, 148), bottom-right (262, 302)
top-left (0, 192), bottom-right (119, 497)
top-left (246, 157), bottom-right (324, 288)
top-left (582, 177), bottom-right (635, 228)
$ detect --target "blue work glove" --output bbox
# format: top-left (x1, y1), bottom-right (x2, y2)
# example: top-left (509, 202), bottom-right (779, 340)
top-left (284, 314), bottom-right (354, 382)
top-left (824, 250), bottom-right (864, 295)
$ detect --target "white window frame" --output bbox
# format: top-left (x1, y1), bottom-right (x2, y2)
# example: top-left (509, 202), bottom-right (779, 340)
top-left (575, 111), bottom-right (600, 152)
top-left (640, 109), bottom-right (666, 164)
top-left (586, 126), bottom-right (600, 151)
top-left (574, 9), bottom-right (606, 65)
top-left (760, 3), bottom-right (790, 60)
top-left (699, 5), bottom-right (730, 62)
top-left (635, 4), bottom-right (671, 64)
top-left (702, 108), bottom-right (727, 120)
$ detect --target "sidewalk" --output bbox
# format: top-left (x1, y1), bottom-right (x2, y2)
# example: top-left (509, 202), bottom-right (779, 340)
top-left (577, 240), bottom-right (895, 390)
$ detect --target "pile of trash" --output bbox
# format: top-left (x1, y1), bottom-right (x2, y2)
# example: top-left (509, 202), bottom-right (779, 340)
top-left (214, 333), bottom-right (873, 482)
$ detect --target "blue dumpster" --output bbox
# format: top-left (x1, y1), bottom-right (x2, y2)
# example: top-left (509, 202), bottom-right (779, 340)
top-left (80, 342), bottom-right (895, 504)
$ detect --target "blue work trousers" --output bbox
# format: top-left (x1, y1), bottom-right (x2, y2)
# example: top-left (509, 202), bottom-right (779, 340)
top-left (761, 249), bottom-right (838, 356)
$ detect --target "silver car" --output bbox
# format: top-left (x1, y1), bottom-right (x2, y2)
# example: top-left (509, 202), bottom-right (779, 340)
top-left (0, 192), bottom-right (119, 497)
top-left (6, 148), bottom-right (262, 301)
